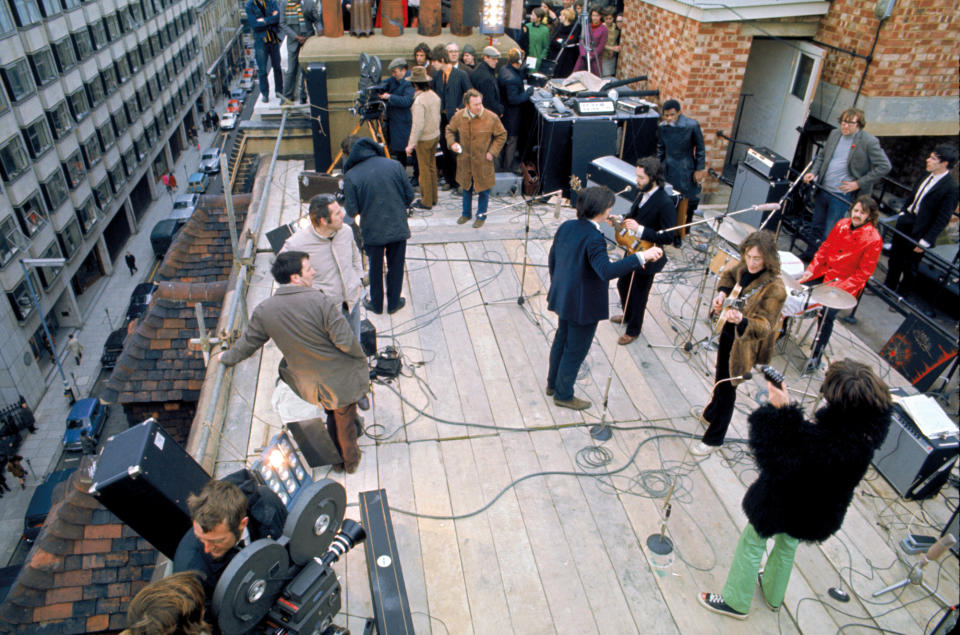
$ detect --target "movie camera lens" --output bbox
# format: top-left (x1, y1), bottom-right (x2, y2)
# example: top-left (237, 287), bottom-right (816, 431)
top-left (316, 519), bottom-right (366, 568)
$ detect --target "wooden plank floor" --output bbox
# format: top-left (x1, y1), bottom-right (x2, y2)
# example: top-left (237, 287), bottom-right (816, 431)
top-left (220, 161), bottom-right (958, 634)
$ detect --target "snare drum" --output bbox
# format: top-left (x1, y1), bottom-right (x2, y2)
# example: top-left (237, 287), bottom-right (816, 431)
top-left (778, 251), bottom-right (804, 277)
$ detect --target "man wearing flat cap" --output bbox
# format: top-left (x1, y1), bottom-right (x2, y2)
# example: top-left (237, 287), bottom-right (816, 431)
top-left (471, 46), bottom-right (504, 120)
top-left (381, 58), bottom-right (415, 167)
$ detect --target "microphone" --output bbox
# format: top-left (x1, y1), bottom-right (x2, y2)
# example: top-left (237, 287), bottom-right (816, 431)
top-left (754, 202), bottom-right (781, 212)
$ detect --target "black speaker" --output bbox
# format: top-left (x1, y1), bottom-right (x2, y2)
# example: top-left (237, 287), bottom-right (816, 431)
top-left (360, 318), bottom-right (376, 357)
top-left (266, 223), bottom-right (294, 254)
top-left (286, 418), bottom-right (343, 468)
top-left (305, 63), bottom-right (331, 170)
top-left (727, 162), bottom-right (789, 228)
top-left (618, 114), bottom-right (659, 166)
top-left (871, 404), bottom-right (958, 500)
top-left (571, 119), bottom-right (618, 196)
top-left (90, 419), bottom-right (211, 559)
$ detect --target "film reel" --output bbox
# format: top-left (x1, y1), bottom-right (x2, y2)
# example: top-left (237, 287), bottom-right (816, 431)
top-left (212, 540), bottom-right (292, 634)
top-left (283, 479), bottom-right (346, 566)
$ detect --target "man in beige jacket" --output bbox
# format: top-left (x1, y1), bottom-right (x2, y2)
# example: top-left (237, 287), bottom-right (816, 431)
top-left (406, 65), bottom-right (441, 210)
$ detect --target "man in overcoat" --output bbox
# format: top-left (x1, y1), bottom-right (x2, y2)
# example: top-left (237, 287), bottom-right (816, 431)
top-left (218, 251), bottom-right (369, 473)
top-left (657, 99), bottom-right (705, 245)
top-left (279, 0), bottom-right (322, 103)
top-left (445, 89), bottom-right (507, 228)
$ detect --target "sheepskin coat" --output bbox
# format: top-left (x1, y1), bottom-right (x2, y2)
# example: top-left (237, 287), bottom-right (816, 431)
top-left (743, 402), bottom-right (890, 542)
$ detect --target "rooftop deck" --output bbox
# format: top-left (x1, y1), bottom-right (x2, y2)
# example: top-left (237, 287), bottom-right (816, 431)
top-left (211, 160), bottom-right (958, 634)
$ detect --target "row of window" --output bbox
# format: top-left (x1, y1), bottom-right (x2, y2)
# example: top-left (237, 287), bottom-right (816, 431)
top-left (0, 7), bottom-right (197, 106)
top-left (0, 65), bottom-right (203, 271)
top-left (2, 0), bottom-right (187, 35)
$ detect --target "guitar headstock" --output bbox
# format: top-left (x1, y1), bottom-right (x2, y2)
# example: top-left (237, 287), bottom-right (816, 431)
top-left (569, 175), bottom-right (582, 192)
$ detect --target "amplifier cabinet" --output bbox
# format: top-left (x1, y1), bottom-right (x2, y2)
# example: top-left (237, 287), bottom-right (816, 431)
top-left (744, 146), bottom-right (790, 180)
top-left (727, 162), bottom-right (789, 228)
top-left (871, 404), bottom-right (958, 500)
top-left (90, 419), bottom-right (211, 559)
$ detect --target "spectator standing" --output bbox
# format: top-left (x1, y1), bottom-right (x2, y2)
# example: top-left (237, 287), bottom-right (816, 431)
top-left (471, 47), bottom-right (504, 119)
top-left (67, 333), bottom-right (83, 364)
top-left (446, 89), bottom-right (507, 228)
top-left (573, 9), bottom-right (607, 75)
top-left (431, 45), bottom-right (473, 193)
top-left (246, 0), bottom-right (284, 103)
top-left (18, 401), bottom-right (37, 433)
top-left (460, 45), bottom-right (478, 73)
top-left (524, 8), bottom-right (551, 71)
top-left (657, 99), bottom-right (706, 245)
top-left (498, 49), bottom-right (533, 174)
top-left (280, 0), bottom-right (322, 103)
top-left (124, 251), bottom-right (138, 275)
top-left (381, 58), bottom-right (415, 167)
top-left (80, 429), bottom-right (97, 455)
top-left (406, 66), bottom-right (442, 210)
top-left (6, 454), bottom-right (27, 489)
top-left (549, 8), bottom-right (580, 78)
top-left (342, 136), bottom-right (415, 314)
top-left (168, 172), bottom-right (178, 191)
top-left (601, 7), bottom-right (620, 76)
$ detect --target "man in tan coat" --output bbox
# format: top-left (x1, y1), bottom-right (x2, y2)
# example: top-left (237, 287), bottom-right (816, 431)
top-left (405, 65), bottom-right (441, 210)
top-left (218, 251), bottom-right (369, 473)
top-left (445, 88), bottom-right (507, 228)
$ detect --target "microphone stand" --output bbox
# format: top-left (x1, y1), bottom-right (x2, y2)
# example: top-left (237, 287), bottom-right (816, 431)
top-left (647, 373), bottom-right (752, 557)
top-left (578, 4), bottom-right (594, 76)
top-left (513, 190), bottom-right (564, 309)
top-left (758, 159), bottom-right (814, 237)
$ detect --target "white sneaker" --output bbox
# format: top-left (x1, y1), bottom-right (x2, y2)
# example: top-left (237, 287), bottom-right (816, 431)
top-left (690, 441), bottom-right (717, 456)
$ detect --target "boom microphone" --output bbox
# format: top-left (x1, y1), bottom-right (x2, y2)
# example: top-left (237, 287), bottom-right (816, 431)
top-left (601, 75), bottom-right (648, 91)
top-left (754, 202), bottom-right (781, 212)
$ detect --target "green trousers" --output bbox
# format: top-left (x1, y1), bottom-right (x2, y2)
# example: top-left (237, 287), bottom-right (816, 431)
top-left (721, 522), bottom-right (800, 614)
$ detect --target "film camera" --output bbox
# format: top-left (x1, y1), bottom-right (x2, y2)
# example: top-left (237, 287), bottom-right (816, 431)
top-left (213, 479), bottom-right (365, 634)
top-left (350, 53), bottom-right (387, 121)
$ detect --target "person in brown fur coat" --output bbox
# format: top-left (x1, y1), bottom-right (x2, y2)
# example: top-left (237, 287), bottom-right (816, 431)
top-left (692, 231), bottom-right (786, 456)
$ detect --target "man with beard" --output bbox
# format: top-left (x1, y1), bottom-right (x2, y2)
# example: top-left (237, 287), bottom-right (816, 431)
top-left (609, 157), bottom-right (677, 345)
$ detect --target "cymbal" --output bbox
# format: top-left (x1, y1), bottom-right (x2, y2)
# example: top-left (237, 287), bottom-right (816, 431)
top-left (810, 285), bottom-right (857, 310)
top-left (702, 209), bottom-right (753, 246)
top-left (780, 272), bottom-right (805, 295)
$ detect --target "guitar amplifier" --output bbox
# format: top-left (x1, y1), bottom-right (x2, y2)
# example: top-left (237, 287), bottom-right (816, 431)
top-left (586, 156), bottom-right (637, 240)
top-left (744, 146), bottom-right (790, 180)
top-left (871, 404), bottom-right (958, 500)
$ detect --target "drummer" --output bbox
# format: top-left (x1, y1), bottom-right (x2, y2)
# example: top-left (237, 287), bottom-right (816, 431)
top-left (796, 196), bottom-right (882, 373)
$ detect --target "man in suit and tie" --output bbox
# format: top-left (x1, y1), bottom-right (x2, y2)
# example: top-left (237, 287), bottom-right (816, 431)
top-left (802, 108), bottom-right (890, 257)
top-left (883, 144), bottom-right (959, 295)
top-left (546, 186), bottom-right (663, 410)
top-left (610, 156), bottom-right (677, 345)
top-left (431, 45), bottom-right (472, 192)
top-left (217, 251), bottom-right (370, 473)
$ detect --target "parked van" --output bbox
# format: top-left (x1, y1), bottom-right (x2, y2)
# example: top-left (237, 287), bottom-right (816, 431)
top-left (187, 172), bottom-right (210, 193)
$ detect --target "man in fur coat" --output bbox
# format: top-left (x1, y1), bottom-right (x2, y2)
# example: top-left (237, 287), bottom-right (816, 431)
top-left (692, 230), bottom-right (786, 456)
top-left (699, 359), bottom-right (891, 619)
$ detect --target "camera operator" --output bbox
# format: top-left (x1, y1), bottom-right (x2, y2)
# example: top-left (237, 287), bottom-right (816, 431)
top-left (174, 475), bottom-right (287, 614)
top-left (381, 58), bottom-right (415, 167)
top-left (700, 360), bottom-right (891, 620)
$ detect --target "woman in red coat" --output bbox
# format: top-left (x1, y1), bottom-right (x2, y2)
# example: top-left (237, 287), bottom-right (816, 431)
top-left (797, 195), bottom-right (882, 371)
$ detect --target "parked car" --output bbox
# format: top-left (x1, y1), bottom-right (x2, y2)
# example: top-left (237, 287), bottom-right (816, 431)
top-left (100, 327), bottom-right (127, 369)
top-left (187, 172), bottom-right (210, 193)
top-left (243, 66), bottom-right (256, 79)
top-left (199, 148), bottom-right (221, 174)
top-left (62, 398), bottom-right (108, 451)
top-left (220, 112), bottom-right (238, 130)
top-left (23, 469), bottom-right (76, 542)
top-left (170, 193), bottom-right (199, 221)
top-left (150, 218), bottom-right (184, 259)
top-left (126, 282), bottom-right (158, 321)
top-left (226, 99), bottom-right (241, 114)
top-left (239, 77), bottom-right (254, 92)
top-left (230, 87), bottom-right (247, 101)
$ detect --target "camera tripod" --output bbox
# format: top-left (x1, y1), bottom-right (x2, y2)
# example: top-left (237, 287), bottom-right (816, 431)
top-left (326, 116), bottom-right (390, 173)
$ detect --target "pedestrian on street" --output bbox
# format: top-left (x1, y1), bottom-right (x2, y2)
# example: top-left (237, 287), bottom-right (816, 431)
top-left (19, 401), bottom-right (37, 433)
top-left (6, 454), bottom-right (27, 489)
top-left (0, 458), bottom-right (11, 494)
top-left (125, 251), bottom-right (138, 275)
top-left (168, 172), bottom-right (178, 191)
top-left (162, 172), bottom-right (173, 194)
top-left (67, 333), bottom-right (84, 364)
top-left (80, 429), bottom-right (97, 455)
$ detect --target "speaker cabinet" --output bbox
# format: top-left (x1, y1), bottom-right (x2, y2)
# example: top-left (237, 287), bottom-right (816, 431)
top-left (90, 419), bottom-right (211, 559)
top-left (871, 404), bottom-right (958, 500)
top-left (305, 63), bottom-right (331, 170)
top-left (727, 162), bottom-right (789, 228)
top-left (571, 119), bottom-right (618, 195)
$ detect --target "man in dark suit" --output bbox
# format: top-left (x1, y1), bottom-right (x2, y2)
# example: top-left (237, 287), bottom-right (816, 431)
top-left (218, 251), bottom-right (369, 472)
top-left (431, 44), bottom-right (473, 192)
top-left (883, 144), bottom-right (959, 294)
top-left (547, 186), bottom-right (663, 410)
top-left (657, 99), bottom-right (705, 246)
top-left (610, 157), bottom-right (677, 345)
top-left (471, 46), bottom-right (504, 119)
top-left (498, 47), bottom-right (534, 174)
top-left (802, 107), bottom-right (890, 256)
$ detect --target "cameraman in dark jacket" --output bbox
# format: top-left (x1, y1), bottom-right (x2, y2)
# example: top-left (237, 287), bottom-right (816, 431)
top-left (381, 58), bottom-right (415, 167)
top-left (699, 359), bottom-right (891, 620)
top-left (342, 136), bottom-right (415, 315)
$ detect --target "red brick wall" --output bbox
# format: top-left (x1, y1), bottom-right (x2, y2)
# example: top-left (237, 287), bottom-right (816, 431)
top-left (618, 2), bottom-right (752, 192)
top-left (817, 0), bottom-right (959, 97)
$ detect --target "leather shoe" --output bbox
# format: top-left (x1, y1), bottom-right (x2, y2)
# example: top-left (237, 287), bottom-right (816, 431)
top-left (472, 218), bottom-right (485, 228)
top-left (617, 334), bottom-right (637, 345)
top-left (545, 386), bottom-right (555, 396)
top-left (690, 441), bottom-right (717, 456)
top-left (387, 297), bottom-right (406, 314)
top-left (553, 396), bottom-right (591, 410)
top-left (609, 314), bottom-right (624, 324)
top-left (457, 215), bottom-right (470, 224)
top-left (363, 298), bottom-right (382, 315)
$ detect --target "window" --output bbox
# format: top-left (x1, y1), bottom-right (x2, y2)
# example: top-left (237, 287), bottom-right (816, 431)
top-left (47, 101), bottom-right (73, 139)
top-left (81, 134), bottom-right (102, 168)
top-left (130, 2), bottom-right (144, 25)
top-left (62, 0), bottom-right (81, 9)
top-left (36, 242), bottom-right (63, 289)
top-left (67, 87), bottom-right (90, 120)
top-left (23, 118), bottom-right (53, 158)
top-left (14, 193), bottom-right (47, 237)
top-left (10, 1), bottom-right (42, 27)
top-left (53, 37), bottom-right (78, 72)
top-left (89, 21), bottom-right (108, 49)
top-left (29, 48), bottom-right (58, 87)
top-left (109, 161), bottom-right (125, 191)
top-left (63, 149), bottom-right (85, 188)
top-left (1, 58), bottom-right (37, 102)
top-left (7, 278), bottom-right (37, 322)
top-left (0, 216), bottom-right (25, 267)
top-left (57, 217), bottom-right (82, 259)
top-left (149, 33), bottom-right (161, 57)
top-left (133, 134), bottom-right (146, 160)
top-left (791, 54), bottom-right (816, 101)
top-left (115, 56), bottom-right (131, 84)
top-left (40, 170), bottom-right (69, 211)
top-left (111, 109), bottom-right (127, 136)
top-left (39, 0), bottom-right (58, 18)
top-left (148, 76), bottom-right (160, 100)
top-left (101, 67), bottom-right (118, 94)
top-left (122, 148), bottom-right (137, 176)
top-left (136, 87), bottom-right (148, 111)
top-left (128, 50), bottom-right (140, 73)
top-left (75, 196), bottom-right (99, 233)
top-left (125, 97), bottom-right (139, 123)
top-left (138, 42), bottom-right (150, 63)
top-left (86, 75), bottom-right (105, 107)
top-left (0, 4), bottom-right (15, 36)
top-left (104, 13), bottom-right (120, 39)
top-left (73, 29), bottom-right (94, 60)
top-left (119, 6), bottom-right (135, 31)
top-left (0, 136), bottom-right (30, 182)
top-left (93, 177), bottom-right (111, 209)
top-left (0, 87), bottom-right (7, 114)
top-left (98, 123), bottom-right (115, 151)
